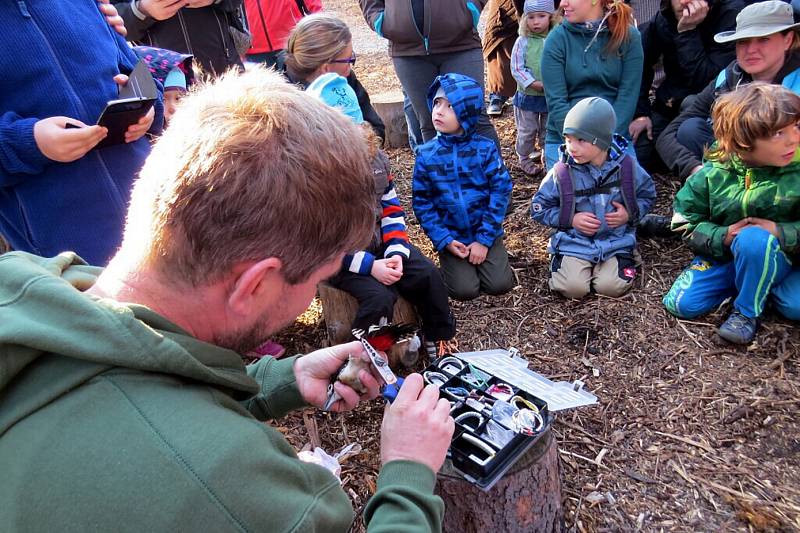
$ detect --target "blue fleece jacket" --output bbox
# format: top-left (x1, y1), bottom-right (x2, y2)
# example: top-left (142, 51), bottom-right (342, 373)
top-left (541, 20), bottom-right (643, 146)
top-left (0, 0), bottom-right (163, 265)
top-left (531, 136), bottom-right (655, 263)
top-left (412, 73), bottom-right (512, 251)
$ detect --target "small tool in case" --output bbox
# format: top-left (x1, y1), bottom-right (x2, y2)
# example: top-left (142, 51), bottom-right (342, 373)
top-left (427, 348), bottom-right (597, 490)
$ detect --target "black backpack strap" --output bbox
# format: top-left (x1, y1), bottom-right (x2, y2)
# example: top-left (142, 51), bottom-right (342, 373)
top-left (619, 155), bottom-right (639, 223)
top-left (296, 0), bottom-right (310, 15)
top-left (554, 162), bottom-right (575, 229)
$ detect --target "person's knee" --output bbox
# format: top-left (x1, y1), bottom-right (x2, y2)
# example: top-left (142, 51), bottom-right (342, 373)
top-left (360, 285), bottom-right (397, 317)
top-left (550, 275), bottom-right (590, 299)
top-left (482, 273), bottom-right (515, 296)
top-left (732, 226), bottom-right (774, 257)
top-left (662, 289), bottom-right (709, 319)
top-left (594, 278), bottom-right (632, 298)
top-left (449, 284), bottom-right (480, 301)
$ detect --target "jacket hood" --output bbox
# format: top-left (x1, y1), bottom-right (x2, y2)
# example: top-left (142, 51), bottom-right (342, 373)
top-left (557, 133), bottom-right (630, 166)
top-left (427, 73), bottom-right (483, 138)
top-left (0, 252), bottom-right (259, 433)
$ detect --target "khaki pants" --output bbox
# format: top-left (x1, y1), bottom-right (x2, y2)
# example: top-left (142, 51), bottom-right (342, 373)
top-left (439, 238), bottom-right (515, 301)
top-left (549, 253), bottom-right (639, 299)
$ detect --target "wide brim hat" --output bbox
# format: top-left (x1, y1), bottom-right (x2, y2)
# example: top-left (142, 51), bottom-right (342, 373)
top-left (715, 0), bottom-right (800, 43)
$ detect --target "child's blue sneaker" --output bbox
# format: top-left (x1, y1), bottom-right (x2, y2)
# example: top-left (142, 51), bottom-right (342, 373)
top-left (717, 311), bottom-right (758, 345)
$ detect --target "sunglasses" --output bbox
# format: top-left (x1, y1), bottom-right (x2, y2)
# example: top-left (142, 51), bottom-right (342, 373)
top-left (329, 52), bottom-right (357, 65)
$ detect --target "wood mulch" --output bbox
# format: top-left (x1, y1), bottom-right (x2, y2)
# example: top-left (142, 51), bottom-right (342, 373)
top-left (266, 2), bottom-right (800, 531)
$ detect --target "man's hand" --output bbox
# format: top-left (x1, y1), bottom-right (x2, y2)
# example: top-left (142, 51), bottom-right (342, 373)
top-left (138, 0), bottom-right (187, 20)
top-left (723, 218), bottom-right (751, 247)
top-left (446, 239), bottom-right (469, 259)
top-left (113, 74), bottom-right (156, 142)
top-left (33, 117), bottom-right (107, 162)
top-left (380, 373), bottom-right (454, 473)
top-left (97, 0), bottom-right (127, 36)
top-left (746, 217), bottom-right (781, 239)
top-left (294, 341), bottom-right (381, 412)
top-left (677, 0), bottom-right (709, 32)
top-left (371, 257), bottom-right (403, 285)
top-left (467, 242), bottom-right (488, 265)
top-left (572, 212), bottom-right (601, 236)
top-left (628, 116), bottom-right (652, 143)
top-left (605, 201), bottom-right (630, 228)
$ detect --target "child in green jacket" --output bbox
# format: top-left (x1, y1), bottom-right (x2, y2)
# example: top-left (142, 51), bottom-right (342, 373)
top-left (664, 83), bottom-right (800, 345)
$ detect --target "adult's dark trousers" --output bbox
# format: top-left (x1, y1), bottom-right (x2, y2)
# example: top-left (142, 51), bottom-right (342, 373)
top-left (634, 109), bottom-right (671, 172)
top-left (676, 117), bottom-right (714, 162)
top-left (393, 48), bottom-right (500, 149)
top-left (327, 245), bottom-right (456, 341)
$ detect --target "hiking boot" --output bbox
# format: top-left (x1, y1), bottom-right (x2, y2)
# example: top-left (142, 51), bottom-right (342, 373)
top-left (637, 214), bottom-right (675, 239)
top-left (487, 95), bottom-right (506, 116)
top-left (717, 311), bottom-right (758, 345)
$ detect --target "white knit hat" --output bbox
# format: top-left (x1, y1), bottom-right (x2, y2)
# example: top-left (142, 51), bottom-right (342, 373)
top-left (524, 0), bottom-right (554, 14)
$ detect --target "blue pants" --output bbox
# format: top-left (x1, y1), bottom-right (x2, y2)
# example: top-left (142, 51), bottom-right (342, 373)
top-left (676, 116), bottom-right (714, 163)
top-left (663, 227), bottom-right (800, 320)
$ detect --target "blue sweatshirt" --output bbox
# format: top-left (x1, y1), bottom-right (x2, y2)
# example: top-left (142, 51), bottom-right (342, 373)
top-left (0, 0), bottom-right (163, 265)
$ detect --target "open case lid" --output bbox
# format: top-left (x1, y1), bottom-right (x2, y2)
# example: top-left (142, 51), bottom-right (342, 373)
top-left (454, 348), bottom-right (598, 412)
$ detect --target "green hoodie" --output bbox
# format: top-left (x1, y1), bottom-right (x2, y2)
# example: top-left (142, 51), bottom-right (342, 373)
top-left (0, 252), bottom-right (443, 532)
top-left (671, 154), bottom-right (800, 261)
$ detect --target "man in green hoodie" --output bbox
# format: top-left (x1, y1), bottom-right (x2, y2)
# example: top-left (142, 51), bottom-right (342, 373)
top-left (0, 67), bottom-right (454, 532)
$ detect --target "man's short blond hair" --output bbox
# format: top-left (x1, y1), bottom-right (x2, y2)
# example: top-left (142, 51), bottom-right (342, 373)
top-left (123, 67), bottom-right (375, 286)
top-left (708, 82), bottom-right (800, 163)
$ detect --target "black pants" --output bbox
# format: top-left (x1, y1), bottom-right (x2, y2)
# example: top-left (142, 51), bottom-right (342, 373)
top-left (328, 245), bottom-right (456, 342)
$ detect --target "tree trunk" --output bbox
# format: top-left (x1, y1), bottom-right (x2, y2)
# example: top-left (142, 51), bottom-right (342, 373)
top-left (371, 91), bottom-right (408, 149)
top-left (436, 428), bottom-right (564, 533)
top-left (317, 282), bottom-right (419, 367)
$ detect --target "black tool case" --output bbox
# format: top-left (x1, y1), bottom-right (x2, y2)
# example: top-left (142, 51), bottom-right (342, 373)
top-left (427, 348), bottom-right (597, 491)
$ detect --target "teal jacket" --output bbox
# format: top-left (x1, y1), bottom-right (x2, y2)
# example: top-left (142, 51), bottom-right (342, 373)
top-left (0, 252), bottom-right (443, 532)
top-left (541, 20), bottom-right (643, 145)
top-left (671, 154), bottom-right (800, 261)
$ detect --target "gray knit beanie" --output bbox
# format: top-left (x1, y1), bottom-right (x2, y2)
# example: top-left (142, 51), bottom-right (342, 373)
top-left (524, 0), bottom-right (554, 14)
top-left (563, 97), bottom-right (616, 152)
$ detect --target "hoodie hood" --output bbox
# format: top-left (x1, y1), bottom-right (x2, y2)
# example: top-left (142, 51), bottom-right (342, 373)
top-left (0, 252), bottom-right (259, 434)
top-left (427, 73), bottom-right (483, 139)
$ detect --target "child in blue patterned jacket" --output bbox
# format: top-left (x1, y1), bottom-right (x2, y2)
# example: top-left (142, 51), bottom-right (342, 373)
top-left (308, 74), bottom-right (456, 351)
top-left (413, 73), bottom-right (515, 301)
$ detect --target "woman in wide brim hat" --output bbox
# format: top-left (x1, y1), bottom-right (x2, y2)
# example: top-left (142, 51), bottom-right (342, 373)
top-left (656, 0), bottom-right (800, 181)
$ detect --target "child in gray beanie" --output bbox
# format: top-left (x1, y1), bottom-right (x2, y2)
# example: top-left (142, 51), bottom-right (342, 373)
top-left (530, 97), bottom-right (656, 299)
top-left (510, 0), bottom-right (557, 176)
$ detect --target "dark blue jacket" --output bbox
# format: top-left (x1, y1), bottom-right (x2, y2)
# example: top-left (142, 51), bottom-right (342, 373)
top-left (531, 135), bottom-right (656, 263)
top-left (412, 73), bottom-right (512, 251)
top-left (0, 0), bottom-right (163, 265)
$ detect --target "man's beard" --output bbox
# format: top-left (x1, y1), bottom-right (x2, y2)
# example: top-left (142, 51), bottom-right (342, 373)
top-left (214, 307), bottom-right (278, 355)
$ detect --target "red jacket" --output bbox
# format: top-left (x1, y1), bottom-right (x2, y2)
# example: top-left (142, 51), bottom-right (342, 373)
top-left (245, 0), bottom-right (323, 54)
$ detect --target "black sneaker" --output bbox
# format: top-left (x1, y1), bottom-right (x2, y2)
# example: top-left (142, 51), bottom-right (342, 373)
top-left (637, 214), bottom-right (675, 239)
top-left (487, 96), bottom-right (505, 116)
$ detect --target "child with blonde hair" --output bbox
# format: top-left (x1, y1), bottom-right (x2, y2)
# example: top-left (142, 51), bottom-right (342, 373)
top-left (664, 83), bottom-right (800, 344)
top-left (511, 0), bottom-right (558, 176)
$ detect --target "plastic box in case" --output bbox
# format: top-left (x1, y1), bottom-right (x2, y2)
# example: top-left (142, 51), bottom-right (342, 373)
top-left (427, 348), bottom-right (597, 490)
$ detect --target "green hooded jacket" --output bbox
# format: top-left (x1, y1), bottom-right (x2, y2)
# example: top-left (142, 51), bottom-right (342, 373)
top-left (671, 154), bottom-right (800, 261)
top-left (0, 252), bottom-right (443, 532)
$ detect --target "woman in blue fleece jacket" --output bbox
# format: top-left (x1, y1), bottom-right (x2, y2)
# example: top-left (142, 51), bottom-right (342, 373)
top-left (0, 0), bottom-right (162, 265)
top-left (540, 0), bottom-right (643, 169)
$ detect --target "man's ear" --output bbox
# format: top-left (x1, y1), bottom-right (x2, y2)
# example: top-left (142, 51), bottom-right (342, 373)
top-left (227, 257), bottom-right (284, 316)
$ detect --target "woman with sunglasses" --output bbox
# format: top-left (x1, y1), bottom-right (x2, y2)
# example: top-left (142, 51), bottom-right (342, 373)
top-left (284, 13), bottom-right (386, 141)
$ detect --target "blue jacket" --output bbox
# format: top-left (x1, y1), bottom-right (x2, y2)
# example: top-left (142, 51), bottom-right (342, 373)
top-left (531, 136), bottom-right (655, 263)
top-left (412, 73), bottom-right (512, 251)
top-left (0, 0), bottom-right (163, 265)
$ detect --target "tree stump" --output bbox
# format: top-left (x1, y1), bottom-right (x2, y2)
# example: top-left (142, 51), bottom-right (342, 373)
top-left (371, 91), bottom-right (408, 149)
top-left (317, 282), bottom-right (420, 367)
top-left (436, 428), bottom-right (564, 532)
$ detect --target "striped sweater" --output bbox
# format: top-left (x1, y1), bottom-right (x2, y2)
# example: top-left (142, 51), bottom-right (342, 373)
top-left (343, 150), bottom-right (410, 275)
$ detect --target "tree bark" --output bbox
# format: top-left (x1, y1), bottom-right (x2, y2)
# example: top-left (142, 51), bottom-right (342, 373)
top-left (317, 282), bottom-right (419, 367)
top-left (436, 428), bottom-right (564, 532)
top-left (371, 91), bottom-right (408, 149)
